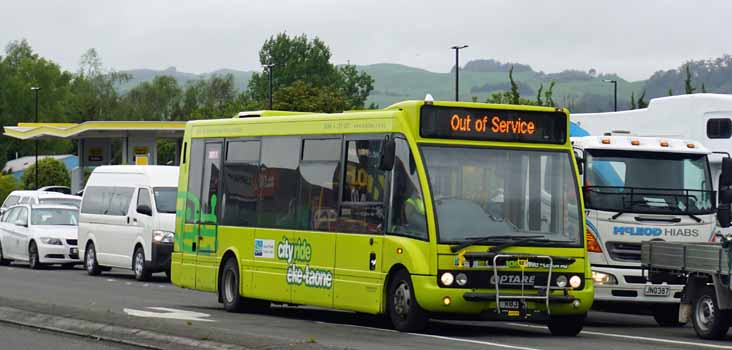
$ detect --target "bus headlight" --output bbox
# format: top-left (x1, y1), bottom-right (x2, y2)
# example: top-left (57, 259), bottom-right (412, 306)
top-left (569, 275), bottom-right (582, 288)
top-left (153, 230), bottom-right (175, 243)
top-left (455, 273), bottom-right (468, 286)
top-left (591, 271), bottom-right (617, 285)
top-left (440, 272), bottom-right (454, 286)
top-left (555, 275), bottom-right (568, 288)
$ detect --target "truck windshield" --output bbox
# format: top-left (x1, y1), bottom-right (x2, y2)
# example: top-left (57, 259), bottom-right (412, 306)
top-left (584, 150), bottom-right (714, 215)
top-left (421, 146), bottom-right (582, 246)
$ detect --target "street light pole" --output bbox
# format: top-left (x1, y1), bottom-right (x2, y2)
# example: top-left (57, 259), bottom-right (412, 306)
top-left (30, 86), bottom-right (41, 189)
top-left (263, 64), bottom-right (275, 110)
top-left (451, 45), bottom-right (468, 101)
top-left (603, 79), bottom-right (618, 112)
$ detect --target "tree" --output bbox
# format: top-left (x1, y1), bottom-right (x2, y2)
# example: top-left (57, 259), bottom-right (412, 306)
top-left (630, 91), bottom-right (636, 110)
top-left (509, 66), bottom-right (520, 105)
top-left (544, 81), bottom-right (556, 107)
top-left (21, 157), bottom-right (70, 189)
top-left (684, 63), bottom-right (696, 94)
top-left (668, 88), bottom-right (673, 96)
top-left (70, 48), bottom-right (130, 121)
top-left (0, 175), bottom-right (18, 204)
top-left (702, 83), bottom-right (707, 93)
top-left (637, 90), bottom-right (648, 108)
top-left (536, 84), bottom-right (543, 106)
top-left (247, 33), bottom-right (374, 112)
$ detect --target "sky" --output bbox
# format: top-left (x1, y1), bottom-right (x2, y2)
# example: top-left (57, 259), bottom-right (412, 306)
top-left (1, 0), bottom-right (730, 81)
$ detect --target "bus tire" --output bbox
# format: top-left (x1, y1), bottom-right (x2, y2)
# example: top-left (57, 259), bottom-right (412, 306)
top-left (133, 246), bottom-right (151, 281)
top-left (653, 304), bottom-right (686, 327)
top-left (221, 258), bottom-right (246, 312)
top-left (85, 242), bottom-right (101, 276)
top-left (28, 241), bottom-right (44, 270)
top-left (692, 287), bottom-right (730, 339)
top-left (387, 269), bottom-right (428, 332)
top-left (547, 313), bottom-right (585, 336)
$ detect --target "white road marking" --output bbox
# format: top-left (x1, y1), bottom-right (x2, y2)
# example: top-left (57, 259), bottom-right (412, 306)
top-left (314, 321), bottom-right (543, 350)
top-left (123, 307), bottom-right (214, 322)
top-left (106, 279), bottom-right (116, 282)
top-left (507, 322), bottom-right (732, 349)
top-left (125, 282), bottom-right (132, 285)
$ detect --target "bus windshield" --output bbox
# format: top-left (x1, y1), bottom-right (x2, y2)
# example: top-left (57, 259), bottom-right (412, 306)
top-left (584, 150), bottom-right (714, 215)
top-left (421, 146), bottom-right (582, 246)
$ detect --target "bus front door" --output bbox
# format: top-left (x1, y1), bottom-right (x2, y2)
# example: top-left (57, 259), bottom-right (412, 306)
top-left (195, 141), bottom-right (222, 292)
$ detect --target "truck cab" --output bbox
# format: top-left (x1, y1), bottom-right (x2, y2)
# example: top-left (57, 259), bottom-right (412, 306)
top-left (572, 135), bottom-right (717, 326)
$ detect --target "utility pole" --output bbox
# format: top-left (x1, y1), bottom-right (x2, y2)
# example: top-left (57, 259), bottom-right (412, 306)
top-left (603, 79), bottom-right (618, 112)
top-left (31, 86), bottom-right (41, 189)
top-left (263, 64), bottom-right (275, 109)
top-left (451, 45), bottom-right (468, 101)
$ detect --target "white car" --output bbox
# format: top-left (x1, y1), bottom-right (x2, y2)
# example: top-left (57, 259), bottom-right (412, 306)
top-left (1, 190), bottom-right (81, 216)
top-left (0, 204), bottom-right (81, 269)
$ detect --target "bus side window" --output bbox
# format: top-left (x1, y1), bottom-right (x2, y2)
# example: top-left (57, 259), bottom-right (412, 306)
top-left (186, 139), bottom-right (205, 224)
top-left (257, 136), bottom-right (301, 229)
top-left (221, 140), bottom-right (260, 227)
top-left (299, 138), bottom-right (341, 232)
top-left (388, 138), bottom-right (427, 240)
top-left (338, 139), bottom-right (387, 234)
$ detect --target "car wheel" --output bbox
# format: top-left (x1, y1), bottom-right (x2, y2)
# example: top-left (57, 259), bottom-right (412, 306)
top-left (28, 241), bottom-right (43, 270)
top-left (133, 247), bottom-right (151, 281)
top-left (85, 242), bottom-right (101, 276)
top-left (387, 269), bottom-right (428, 332)
top-left (0, 242), bottom-right (10, 266)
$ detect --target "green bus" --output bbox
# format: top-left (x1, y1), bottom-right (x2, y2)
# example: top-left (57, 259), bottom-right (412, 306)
top-left (171, 99), bottom-right (592, 335)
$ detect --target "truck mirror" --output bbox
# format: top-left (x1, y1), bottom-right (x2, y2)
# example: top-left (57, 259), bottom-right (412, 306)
top-left (721, 188), bottom-right (732, 204)
top-left (136, 204), bottom-right (153, 216)
top-left (718, 204), bottom-right (731, 228)
top-left (721, 157), bottom-right (732, 187)
top-left (379, 136), bottom-right (396, 171)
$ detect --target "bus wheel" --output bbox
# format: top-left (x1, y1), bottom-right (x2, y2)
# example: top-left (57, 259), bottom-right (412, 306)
top-left (221, 258), bottom-right (246, 312)
top-left (85, 242), bottom-right (101, 276)
top-left (387, 269), bottom-right (428, 332)
top-left (547, 313), bottom-right (585, 336)
top-left (692, 287), bottom-right (730, 339)
top-left (653, 304), bottom-right (686, 327)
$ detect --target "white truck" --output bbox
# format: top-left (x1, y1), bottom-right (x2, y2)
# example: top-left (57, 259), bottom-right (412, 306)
top-left (572, 135), bottom-right (722, 326)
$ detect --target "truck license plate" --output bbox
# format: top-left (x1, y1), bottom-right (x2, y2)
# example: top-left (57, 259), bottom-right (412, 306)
top-left (643, 285), bottom-right (670, 296)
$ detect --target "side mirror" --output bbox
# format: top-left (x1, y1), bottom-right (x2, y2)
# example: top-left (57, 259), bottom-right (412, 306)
top-left (379, 136), bottom-right (396, 171)
top-left (721, 157), bottom-right (732, 187)
top-left (720, 188), bottom-right (732, 205)
top-left (718, 204), bottom-right (731, 228)
top-left (573, 147), bottom-right (584, 175)
top-left (137, 204), bottom-right (152, 216)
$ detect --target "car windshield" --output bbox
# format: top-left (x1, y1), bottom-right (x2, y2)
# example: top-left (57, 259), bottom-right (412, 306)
top-left (154, 187), bottom-right (177, 214)
top-left (584, 150), bottom-right (714, 215)
top-left (31, 208), bottom-right (79, 226)
top-left (420, 146), bottom-right (582, 246)
top-left (39, 198), bottom-right (81, 208)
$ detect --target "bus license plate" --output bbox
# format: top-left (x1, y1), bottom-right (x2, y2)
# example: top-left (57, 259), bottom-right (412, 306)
top-left (499, 300), bottom-right (520, 309)
top-left (644, 285), bottom-right (670, 296)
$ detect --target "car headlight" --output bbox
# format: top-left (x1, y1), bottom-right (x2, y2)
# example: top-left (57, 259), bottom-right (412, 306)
top-left (455, 273), bottom-right (468, 286)
top-left (591, 271), bottom-right (618, 285)
top-left (569, 275), bottom-right (582, 288)
top-left (153, 230), bottom-right (175, 243)
top-left (555, 275), bottom-right (568, 288)
top-left (40, 237), bottom-right (62, 245)
top-left (440, 272), bottom-right (454, 286)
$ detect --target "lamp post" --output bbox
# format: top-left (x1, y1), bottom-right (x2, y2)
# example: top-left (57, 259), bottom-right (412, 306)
top-left (30, 86), bottom-right (41, 189)
top-left (603, 79), bottom-right (617, 112)
top-left (263, 64), bottom-right (275, 110)
top-left (451, 45), bottom-right (468, 101)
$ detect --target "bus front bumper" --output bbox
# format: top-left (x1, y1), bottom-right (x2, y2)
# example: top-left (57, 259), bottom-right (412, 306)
top-left (411, 275), bottom-right (593, 320)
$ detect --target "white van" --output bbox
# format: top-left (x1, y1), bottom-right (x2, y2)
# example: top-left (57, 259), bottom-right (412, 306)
top-left (78, 166), bottom-right (178, 281)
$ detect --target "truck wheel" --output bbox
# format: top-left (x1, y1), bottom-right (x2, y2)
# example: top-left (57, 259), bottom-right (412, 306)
top-left (692, 287), bottom-right (730, 339)
top-left (547, 313), bottom-right (586, 336)
top-left (387, 269), bottom-right (428, 332)
top-left (133, 247), bottom-right (151, 281)
top-left (653, 304), bottom-right (686, 327)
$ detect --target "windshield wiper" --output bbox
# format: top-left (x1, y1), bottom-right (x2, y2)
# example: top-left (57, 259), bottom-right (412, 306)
top-left (488, 237), bottom-right (572, 254)
top-left (450, 234), bottom-right (544, 253)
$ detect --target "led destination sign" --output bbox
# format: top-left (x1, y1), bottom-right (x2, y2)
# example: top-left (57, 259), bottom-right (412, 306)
top-left (419, 105), bottom-right (567, 144)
